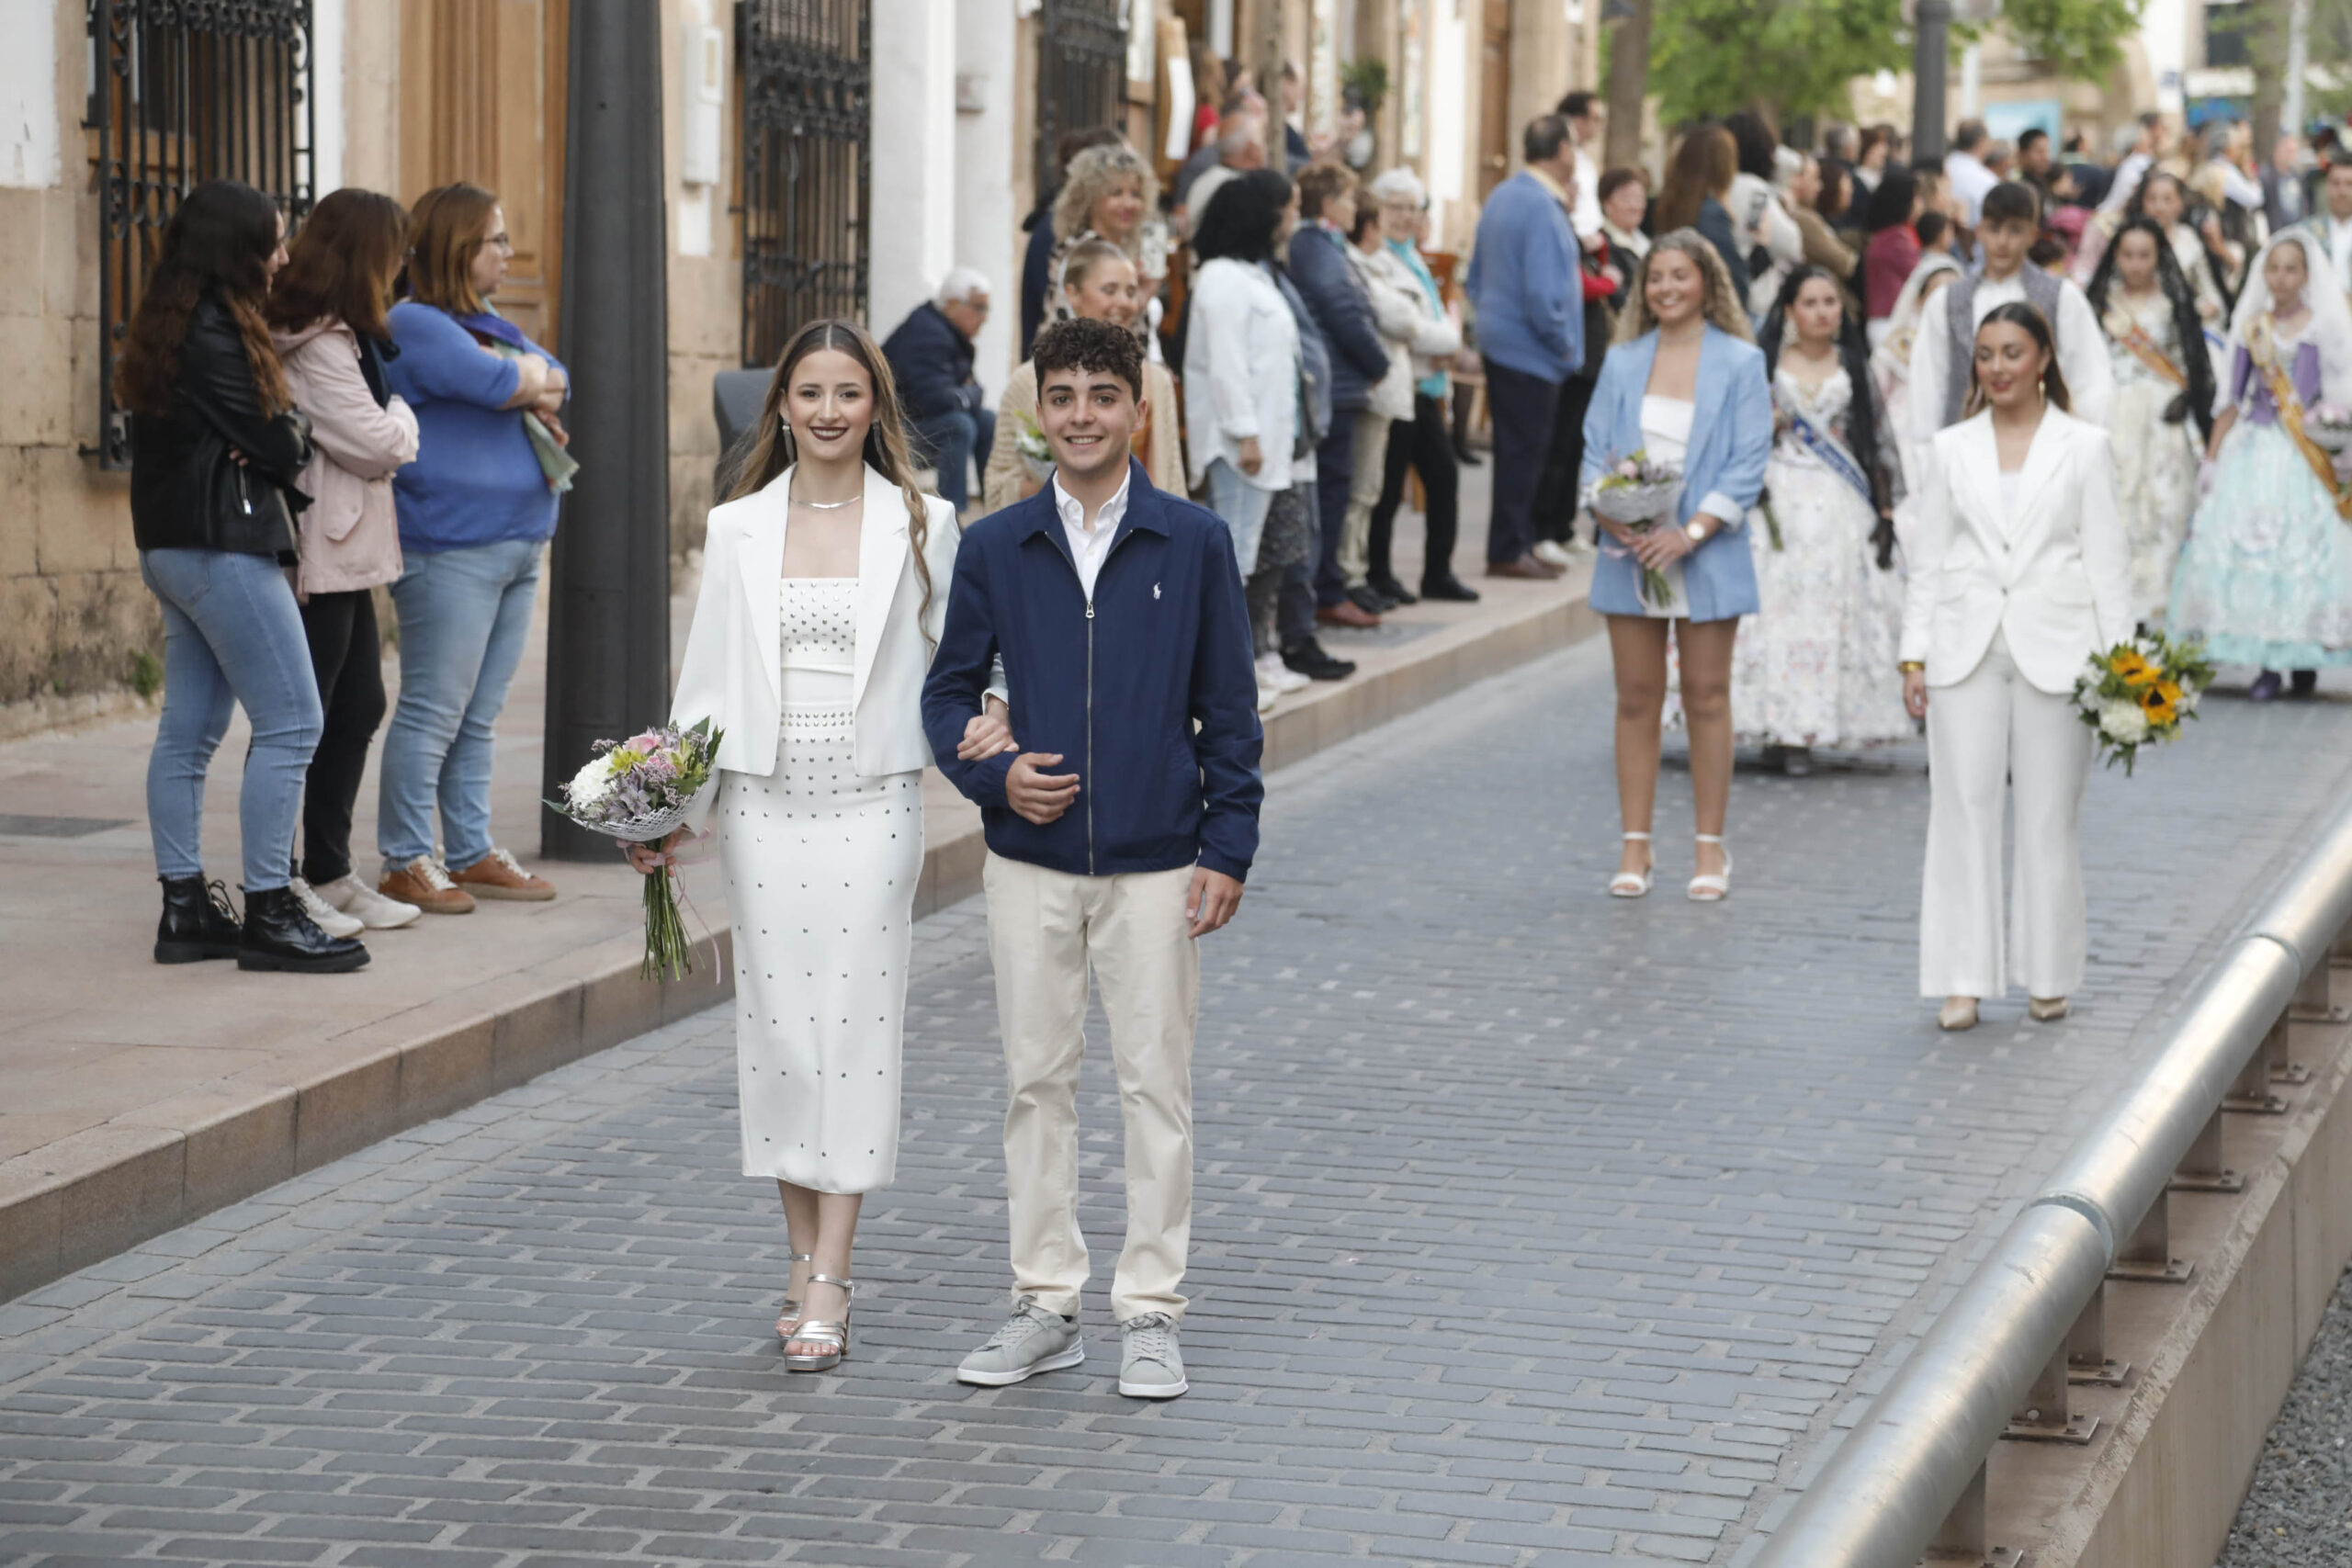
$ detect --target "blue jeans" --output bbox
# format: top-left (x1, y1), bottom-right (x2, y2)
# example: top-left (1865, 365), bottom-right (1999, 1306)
top-left (141, 548), bottom-right (324, 893)
top-left (910, 407), bottom-right (996, 513)
top-left (1204, 458), bottom-right (1277, 574)
top-left (378, 537), bottom-right (543, 873)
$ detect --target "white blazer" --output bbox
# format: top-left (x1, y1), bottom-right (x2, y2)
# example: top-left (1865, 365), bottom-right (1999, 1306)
top-left (670, 462), bottom-right (960, 782)
top-left (1900, 408), bottom-right (2133, 694)
top-left (1182, 255), bottom-right (1299, 491)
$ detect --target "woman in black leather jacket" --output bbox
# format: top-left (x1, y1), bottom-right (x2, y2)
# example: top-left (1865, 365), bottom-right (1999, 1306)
top-left (120, 179), bottom-right (368, 974)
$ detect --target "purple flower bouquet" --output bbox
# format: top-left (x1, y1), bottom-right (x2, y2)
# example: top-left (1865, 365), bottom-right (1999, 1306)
top-left (549, 718), bottom-right (723, 980)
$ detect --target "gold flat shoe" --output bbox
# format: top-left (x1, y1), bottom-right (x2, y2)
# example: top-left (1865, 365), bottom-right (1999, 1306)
top-left (2029, 996), bottom-right (2070, 1022)
top-left (1938, 997), bottom-right (1980, 1032)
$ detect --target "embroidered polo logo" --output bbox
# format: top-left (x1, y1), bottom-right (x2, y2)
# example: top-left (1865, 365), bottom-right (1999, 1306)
top-left (1153, 582), bottom-right (1162, 599)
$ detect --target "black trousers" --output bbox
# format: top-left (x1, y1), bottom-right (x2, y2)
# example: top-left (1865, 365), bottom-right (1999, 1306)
top-left (1369, 392), bottom-right (1462, 590)
top-left (297, 588), bottom-right (388, 886)
top-left (1312, 415), bottom-right (1357, 608)
top-left (1534, 372), bottom-right (1600, 546)
top-left (1482, 358), bottom-right (1564, 566)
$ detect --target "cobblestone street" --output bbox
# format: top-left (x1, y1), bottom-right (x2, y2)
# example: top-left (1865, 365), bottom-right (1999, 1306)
top-left (3, 642), bottom-right (2349, 1568)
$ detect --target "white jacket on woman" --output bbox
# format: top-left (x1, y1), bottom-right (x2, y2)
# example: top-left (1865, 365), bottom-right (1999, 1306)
top-left (1346, 243), bottom-right (1463, 422)
top-left (672, 462), bottom-right (960, 784)
top-left (1900, 409), bottom-right (2133, 694)
top-left (1183, 255), bottom-right (1300, 491)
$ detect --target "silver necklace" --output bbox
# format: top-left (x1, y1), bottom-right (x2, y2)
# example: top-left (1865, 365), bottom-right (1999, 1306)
top-left (792, 491), bottom-right (862, 511)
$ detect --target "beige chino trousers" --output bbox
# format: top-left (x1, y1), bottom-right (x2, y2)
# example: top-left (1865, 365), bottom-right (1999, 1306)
top-left (982, 852), bottom-right (1201, 1323)
top-left (1338, 409), bottom-right (1393, 589)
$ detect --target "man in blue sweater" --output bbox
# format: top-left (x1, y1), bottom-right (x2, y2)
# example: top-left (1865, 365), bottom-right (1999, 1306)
top-left (1467, 113), bottom-right (1585, 580)
top-left (922, 319), bottom-right (1263, 1402)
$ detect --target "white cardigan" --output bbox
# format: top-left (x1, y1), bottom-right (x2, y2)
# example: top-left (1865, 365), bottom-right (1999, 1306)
top-left (1182, 255), bottom-right (1299, 491)
top-left (1900, 409), bottom-right (2133, 695)
top-left (671, 462), bottom-right (960, 784)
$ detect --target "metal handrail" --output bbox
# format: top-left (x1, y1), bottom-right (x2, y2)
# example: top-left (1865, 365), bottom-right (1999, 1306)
top-left (1753, 797), bottom-right (2352, 1568)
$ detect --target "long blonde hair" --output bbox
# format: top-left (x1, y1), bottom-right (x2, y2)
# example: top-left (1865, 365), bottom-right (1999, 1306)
top-left (727, 319), bottom-right (935, 636)
top-left (1614, 229), bottom-right (1756, 344)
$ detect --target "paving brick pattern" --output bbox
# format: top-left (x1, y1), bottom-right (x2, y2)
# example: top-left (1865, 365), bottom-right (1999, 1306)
top-left (3, 645), bottom-right (2349, 1567)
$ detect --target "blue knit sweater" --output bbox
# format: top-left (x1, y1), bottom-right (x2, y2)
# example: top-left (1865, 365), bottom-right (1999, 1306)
top-left (1465, 171), bottom-right (1584, 384)
top-left (384, 301), bottom-right (567, 554)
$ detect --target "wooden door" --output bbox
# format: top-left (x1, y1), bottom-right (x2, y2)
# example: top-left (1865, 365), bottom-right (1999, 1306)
top-left (1478, 0), bottom-right (1510, 199)
top-left (399, 0), bottom-right (570, 347)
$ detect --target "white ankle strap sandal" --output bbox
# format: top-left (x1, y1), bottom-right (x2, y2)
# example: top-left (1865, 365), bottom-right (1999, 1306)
top-left (1609, 831), bottom-right (1655, 899)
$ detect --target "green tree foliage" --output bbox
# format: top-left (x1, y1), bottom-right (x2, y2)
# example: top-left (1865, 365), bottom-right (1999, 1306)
top-left (1639, 0), bottom-right (2151, 126)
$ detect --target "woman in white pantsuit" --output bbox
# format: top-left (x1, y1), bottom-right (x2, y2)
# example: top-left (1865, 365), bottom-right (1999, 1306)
top-left (1901, 302), bottom-right (2132, 1032)
top-left (639, 320), bottom-right (1006, 1371)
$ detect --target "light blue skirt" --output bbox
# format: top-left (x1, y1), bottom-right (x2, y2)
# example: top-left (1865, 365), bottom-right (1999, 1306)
top-left (2168, 422), bottom-right (2352, 667)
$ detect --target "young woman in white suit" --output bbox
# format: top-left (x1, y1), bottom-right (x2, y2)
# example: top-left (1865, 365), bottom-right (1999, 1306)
top-left (634, 320), bottom-right (1008, 1371)
top-left (1901, 302), bottom-right (2132, 1032)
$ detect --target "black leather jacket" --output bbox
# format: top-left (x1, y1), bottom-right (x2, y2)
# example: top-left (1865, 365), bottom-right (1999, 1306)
top-left (129, 294), bottom-right (314, 560)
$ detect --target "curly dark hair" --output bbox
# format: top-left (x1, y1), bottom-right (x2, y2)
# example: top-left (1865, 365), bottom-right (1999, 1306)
top-left (115, 179), bottom-right (288, 418)
top-left (1032, 315), bottom-right (1143, 400)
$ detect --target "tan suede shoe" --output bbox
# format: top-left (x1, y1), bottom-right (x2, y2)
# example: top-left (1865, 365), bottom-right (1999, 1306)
top-left (449, 847), bottom-right (557, 902)
top-left (380, 855), bottom-right (476, 915)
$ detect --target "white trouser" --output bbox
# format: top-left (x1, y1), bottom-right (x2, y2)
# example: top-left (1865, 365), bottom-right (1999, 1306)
top-left (983, 852), bottom-right (1201, 1323)
top-left (1920, 629), bottom-right (2093, 1000)
top-left (1339, 409), bottom-right (1393, 588)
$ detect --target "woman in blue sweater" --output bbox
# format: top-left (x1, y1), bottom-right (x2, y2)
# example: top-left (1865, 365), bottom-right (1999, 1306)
top-left (377, 183), bottom-right (571, 914)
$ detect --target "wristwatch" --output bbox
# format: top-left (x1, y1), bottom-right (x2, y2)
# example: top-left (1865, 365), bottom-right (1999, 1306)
top-left (1683, 518), bottom-right (1709, 545)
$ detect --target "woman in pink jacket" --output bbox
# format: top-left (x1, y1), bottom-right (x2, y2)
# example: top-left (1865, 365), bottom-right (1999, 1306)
top-left (266, 189), bottom-right (423, 934)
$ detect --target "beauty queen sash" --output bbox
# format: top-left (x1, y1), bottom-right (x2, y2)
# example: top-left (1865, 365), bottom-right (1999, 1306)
top-left (1786, 411), bottom-right (1874, 507)
top-left (2248, 314), bottom-right (2352, 524)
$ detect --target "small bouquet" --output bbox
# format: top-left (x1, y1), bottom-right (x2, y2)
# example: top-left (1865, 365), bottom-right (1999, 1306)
top-left (549, 718), bottom-right (724, 980)
top-left (2071, 629), bottom-right (2216, 775)
top-left (1591, 450), bottom-right (1685, 607)
top-left (2308, 401), bottom-right (2352, 452)
top-left (1013, 412), bottom-right (1055, 481)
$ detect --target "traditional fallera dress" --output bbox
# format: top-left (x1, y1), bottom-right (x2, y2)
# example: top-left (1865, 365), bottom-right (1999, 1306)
top-left (718, 578), bottom-right (923, 1193)
top-left (2169, 317), bottom-right (2352, 668)
top-left (1728, 365), bottom-right (1914, 747)
top-left (2100, 293), bottom-right (2203, 621)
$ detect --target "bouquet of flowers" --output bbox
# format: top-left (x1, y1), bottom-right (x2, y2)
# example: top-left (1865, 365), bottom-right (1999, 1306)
top-left (2071, 630), bottom-right (2215, 775)
top-left (549, 718), bottom-right (724, 980)
top-left (2307, 400), bottom-right (2352, 452)
top-left (1013, 412), bottom-right (1055, 481)
top-left (1590, 450), bottom-right (1685, 606)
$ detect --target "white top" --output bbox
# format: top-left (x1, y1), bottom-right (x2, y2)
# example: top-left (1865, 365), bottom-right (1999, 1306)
top-left (1998, 470), bottom-right (2023, 531)
top-left (1182, 256), bottom-right (1302, 492)
top-left (1906, 269), bottom-right (2115, 446)
top-left (1573, 146), bottom-right (1603, 241)
top-left (2101, 151), bottom-right (2154, 215)
top-left (1053, 468), bottom-right (1130, 599)
top-left (777, 578), bottom-right (855, 676)
top-left (1640, 395), bottom-right (1695, 466)
top-left (1945, 150), bottom-right (1998, 227)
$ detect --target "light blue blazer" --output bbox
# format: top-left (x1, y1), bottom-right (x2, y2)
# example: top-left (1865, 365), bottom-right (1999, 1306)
top-left (1579, 325), bottom-right (1773, 622)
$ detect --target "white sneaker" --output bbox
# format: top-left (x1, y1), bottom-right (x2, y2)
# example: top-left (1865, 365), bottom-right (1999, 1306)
top-left (1256, 652), bottom-right (1310, 693)
top-left (288, 876), bottom-right (365, 940)
top-left (1532, 539), bottom-right (1576, 569)
top-left (315, 873), bottom-right (422, 931)
top-left (1256, 682), bottom-right (1279, 713)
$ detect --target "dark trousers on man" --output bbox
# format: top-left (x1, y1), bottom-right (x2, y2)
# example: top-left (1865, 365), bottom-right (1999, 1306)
top-left (1482, 358), bottom-right (1564, 567)
top-left (1533, 371), bottom-right (1600, 547)
top-left (1370, 393), bottom-right (1462, 590)
top-left (296, 588), bottom-right (388, 887)
top-left (1278, 480), bottom-right (1321, 653)
top-left (1312, 415), bottom-right (1357, 607)
top-left (910, 407), bottom-right (995, 514)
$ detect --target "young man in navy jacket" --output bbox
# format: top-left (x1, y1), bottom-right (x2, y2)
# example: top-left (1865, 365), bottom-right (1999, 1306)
top-left (922, 318), bottom-right (1264, 1400)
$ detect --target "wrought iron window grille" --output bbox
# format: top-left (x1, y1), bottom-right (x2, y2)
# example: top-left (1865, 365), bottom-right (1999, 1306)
top-left (86, 0), bottom-right (315, 470)
top-left (737, 0), bottom-right (870, 369)
top-left (1035, 0), bottom-right (1127, 198)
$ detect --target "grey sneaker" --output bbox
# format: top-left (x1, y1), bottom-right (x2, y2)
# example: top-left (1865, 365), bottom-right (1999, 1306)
top-left (956, 1298), bottom-right (1084, 1387)
top-left (1117, 1313), bottom-right (1187, 1399)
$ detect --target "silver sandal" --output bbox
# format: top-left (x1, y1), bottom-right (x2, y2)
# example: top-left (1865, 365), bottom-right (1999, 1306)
top-left (774, 1253), bottom-right (813, 1341)
top-left (783, 1273), bottom-right (854, 1372)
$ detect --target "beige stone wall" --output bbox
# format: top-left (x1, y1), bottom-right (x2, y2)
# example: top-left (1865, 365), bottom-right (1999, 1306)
top-left (0, 0), bottom-right (158, 739)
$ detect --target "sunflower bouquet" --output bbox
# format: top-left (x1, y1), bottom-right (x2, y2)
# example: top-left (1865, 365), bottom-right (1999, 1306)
top-left (2071, 630), bottom-right (2216, 775)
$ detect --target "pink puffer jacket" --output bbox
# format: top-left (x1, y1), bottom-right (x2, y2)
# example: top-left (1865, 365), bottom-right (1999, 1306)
top-left (273, 320), bottom-right (420, 595)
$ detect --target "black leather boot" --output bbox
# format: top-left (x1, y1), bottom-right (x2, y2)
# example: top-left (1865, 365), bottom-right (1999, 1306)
top-left (238, 886), bottom-right (369, 973)
top-left (156, 875), bottom-right (242, 964)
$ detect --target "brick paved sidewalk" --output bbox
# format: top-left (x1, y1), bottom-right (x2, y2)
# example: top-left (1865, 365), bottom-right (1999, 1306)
top-left (1, 643), bottom-right (2348, 1566)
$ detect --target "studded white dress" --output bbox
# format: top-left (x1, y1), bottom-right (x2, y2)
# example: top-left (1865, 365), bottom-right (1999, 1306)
top-left (719, 578), bottom-right (923, 1193)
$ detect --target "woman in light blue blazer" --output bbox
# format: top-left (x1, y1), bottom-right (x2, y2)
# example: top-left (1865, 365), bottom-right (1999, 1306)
top-left (1580, 230), bottom-right (1773, 901)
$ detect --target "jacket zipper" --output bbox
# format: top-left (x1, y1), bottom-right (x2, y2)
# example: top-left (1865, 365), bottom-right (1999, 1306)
top-left (1084, 594), bottom-right (1096, 875)
top-left (236, 468), bottom-right (253, 515)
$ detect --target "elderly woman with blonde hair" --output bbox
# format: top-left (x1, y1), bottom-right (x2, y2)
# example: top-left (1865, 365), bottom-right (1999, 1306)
top-left (1046, 142), bottom-right (1168, 345)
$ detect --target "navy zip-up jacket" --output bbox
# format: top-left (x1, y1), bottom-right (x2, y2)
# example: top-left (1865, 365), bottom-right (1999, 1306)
top-left (922, 459), bottom-right (1264, 881)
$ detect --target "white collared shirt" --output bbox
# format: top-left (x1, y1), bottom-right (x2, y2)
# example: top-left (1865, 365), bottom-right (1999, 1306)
top-left (1052, 467), bottom-right (1130, 599)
